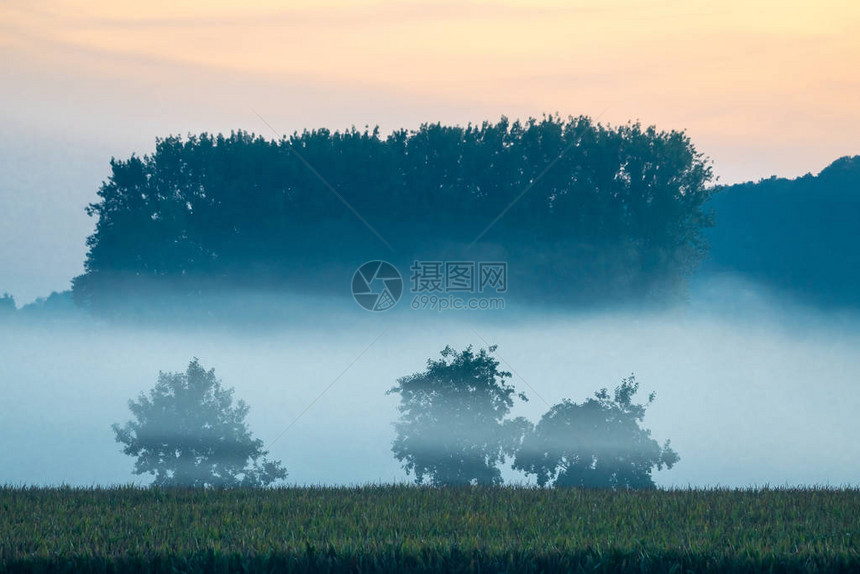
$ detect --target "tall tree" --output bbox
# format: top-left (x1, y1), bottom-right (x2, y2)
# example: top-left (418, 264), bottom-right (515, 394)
top-left (388, 345), bottom-right (531, 486)
top-left (113, 358), bottom-right (286, 487)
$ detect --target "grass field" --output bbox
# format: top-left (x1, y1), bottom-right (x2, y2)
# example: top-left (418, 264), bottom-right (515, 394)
top-left (1, 486), bottom-right (858, 573)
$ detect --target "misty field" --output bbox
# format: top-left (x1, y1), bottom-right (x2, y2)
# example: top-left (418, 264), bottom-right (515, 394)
top-left (2, 486), bottom-right (858, 573)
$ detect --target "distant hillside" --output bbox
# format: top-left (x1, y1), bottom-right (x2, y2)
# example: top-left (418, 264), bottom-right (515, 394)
top-left (704, 156), bottom-right (860, 307)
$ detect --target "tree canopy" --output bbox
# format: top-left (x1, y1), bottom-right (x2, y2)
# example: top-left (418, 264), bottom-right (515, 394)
top-left (0, 293), bottom-right (15, 314)
top-left (514, 376), bottom-right (678, 489)
top-left (388, 345), bottom-right (531, 486)
top-left (73, 115), bottom-right (714, 311)
top-left (112, 358), bottom-right (286, 487)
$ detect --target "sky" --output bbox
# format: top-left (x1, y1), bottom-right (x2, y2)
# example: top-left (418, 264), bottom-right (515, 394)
top-left (1, 0), bottom-right (859, 301)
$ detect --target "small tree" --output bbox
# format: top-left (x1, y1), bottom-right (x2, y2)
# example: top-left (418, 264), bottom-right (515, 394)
top-left (113, 358), bottom-right (286, 487)
top-left (388, 345), bottom-right (531, 486)
top-left (514, 375), bottom-right (678, 489)
top-left (0, 293), bottom-right (15, 314)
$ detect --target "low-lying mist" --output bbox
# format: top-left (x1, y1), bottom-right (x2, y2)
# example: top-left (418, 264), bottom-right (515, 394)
top-left (1, 274), bottom-right (858, 488)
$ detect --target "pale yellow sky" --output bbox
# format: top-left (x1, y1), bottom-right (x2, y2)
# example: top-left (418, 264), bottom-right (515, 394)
top-left (1, 0), bottom-right (860, 301)
top-left (3, 0), bottom-right (859, 181)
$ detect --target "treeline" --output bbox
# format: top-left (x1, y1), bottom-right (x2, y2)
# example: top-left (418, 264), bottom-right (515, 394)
top-left (73, 115), bottom-right (715, 311)
top-left (114, 347), bottom-right (678, 489)
top-left (0, 291), bottom-right (83, 322)
top-left (388, 346), bottom-right (678, 488)
top-left (706, 155), bottom-right (860, 307)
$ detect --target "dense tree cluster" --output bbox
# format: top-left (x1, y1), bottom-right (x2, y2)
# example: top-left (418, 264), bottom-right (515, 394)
top-left (388, 346), bottom-right (677, 488)
top-left (73, 116), bottom-right (714, 310)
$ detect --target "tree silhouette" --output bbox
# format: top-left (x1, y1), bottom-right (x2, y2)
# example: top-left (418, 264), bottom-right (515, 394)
top-left (112, 358), bottom-right (286, 487)
top-left (0, 293), bottom-right (15, 315)
top-left (707, 155), bottom-right (860, 308)
top-left (72, 116), bottom-right (715, 311)
top-left (388, 345), bottom-right (531, 486)
top-left (514, 376), bottom-right (678, 489)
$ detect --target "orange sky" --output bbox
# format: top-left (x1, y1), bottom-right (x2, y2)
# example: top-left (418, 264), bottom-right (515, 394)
top-left (2, 0), bottom-right (859, 184)
top-left (0, 0), bottom-right (858, 300)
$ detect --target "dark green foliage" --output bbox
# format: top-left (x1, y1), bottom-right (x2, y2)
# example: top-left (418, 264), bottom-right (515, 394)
top-left (72, 116), bottom-right (715, 310)
top-left (388, 346), bottom-right (531, 485)
top-left (706, 155), bottom-right (860, 307)
top-left (2, 486), bottom-right (859, 573)
top-left (112, 359), bottom-right (286, 487)
top-left (514, 376), bottom-right (678, 488)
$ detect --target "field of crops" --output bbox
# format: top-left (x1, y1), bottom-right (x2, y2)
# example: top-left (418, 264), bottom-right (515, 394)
top-left (2, 486), bottom-right (858, 573)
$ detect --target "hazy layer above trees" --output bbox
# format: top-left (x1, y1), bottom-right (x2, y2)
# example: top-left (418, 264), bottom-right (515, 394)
top-left (706, 155), bottom-right (860, 308)
top-left (72, 116), bottom-right (715, 312)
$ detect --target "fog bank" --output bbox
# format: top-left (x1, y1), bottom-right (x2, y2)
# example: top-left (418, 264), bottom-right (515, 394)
top-left (1, 278), bottom-right (858, 488)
